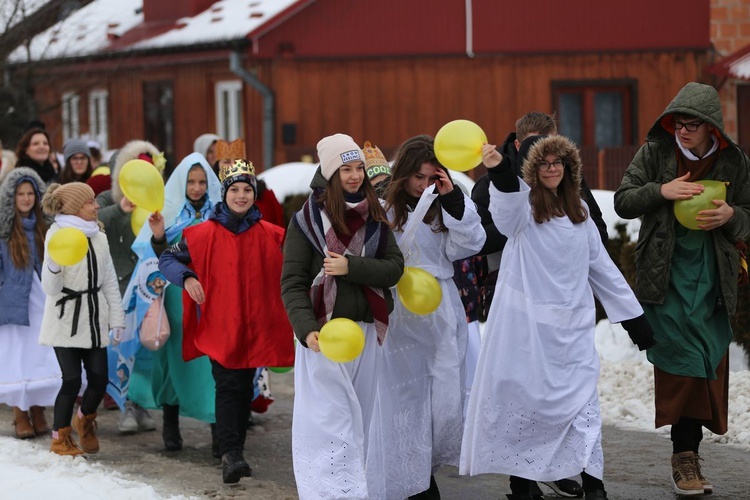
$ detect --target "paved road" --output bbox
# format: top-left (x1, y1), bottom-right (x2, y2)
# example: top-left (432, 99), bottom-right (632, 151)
top-left (2, 371), bottom-right (748, 499)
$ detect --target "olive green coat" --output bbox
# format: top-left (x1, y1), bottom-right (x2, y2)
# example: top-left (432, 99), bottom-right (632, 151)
top-left (614, 82), bottom-right (750, 315)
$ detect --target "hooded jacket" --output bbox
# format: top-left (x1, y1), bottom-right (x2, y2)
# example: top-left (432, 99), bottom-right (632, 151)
top-left (614, 82), bottom-right (750, 315)
top-left (0, 168), bottom-right (47, 326)
top-left (473, 133), bottom-right (607, 257)
top-left (520, 135), bottom-right (583, 189)
top-left (97, 140), bottom-right (161, 295)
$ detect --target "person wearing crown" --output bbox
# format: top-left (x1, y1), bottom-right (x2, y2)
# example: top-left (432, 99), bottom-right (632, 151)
top-left (158, 159), bottom-right (294, 484)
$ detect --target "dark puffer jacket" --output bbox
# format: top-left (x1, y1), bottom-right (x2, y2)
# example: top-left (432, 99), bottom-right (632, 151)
top-left (280, 168), bottom-right (404, 346)
top-left (614, 82), bottom-right (750, 315)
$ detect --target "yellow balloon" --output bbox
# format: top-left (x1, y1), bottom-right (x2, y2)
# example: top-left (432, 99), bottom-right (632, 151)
top-left (318, 318), bottom-right (365, 363)
top-left (119, 159), bottom-right (165, 212)
top-left (674, 180), bottom-right (727, 230)
top-left (396, 266), bottom-right (442, 315)
top-left (48, 227), bottom-right (88, 266)
top-left (131, 207), bottom-right (151, 236)
top-left (434, 119), bottom-right (488, 172)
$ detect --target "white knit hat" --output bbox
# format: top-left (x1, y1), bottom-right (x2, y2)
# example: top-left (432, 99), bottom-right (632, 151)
top-left (316, 134), bottom-right (364, 180)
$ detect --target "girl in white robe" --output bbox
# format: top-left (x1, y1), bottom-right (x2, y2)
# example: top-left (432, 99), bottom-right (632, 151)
top-left (281, 134), bottom-right (404, 500)
top-left (460, 135), bottom-right (655, 500)
top-left (370, 134), bottom-right (485, 499)
top-left (0, 168), bottom-right (59, 438)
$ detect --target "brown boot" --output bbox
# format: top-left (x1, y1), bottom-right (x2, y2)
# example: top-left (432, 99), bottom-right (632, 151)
top-left (693, 453), bottom-right (713, 493)
top-left (29, 406), bottom-right (50, 436)
top-left (72, 411), bottom-right (99, 453)
top-left (671, 451), bottom-right (703, 496)
top-left (50, 426), bottom-right (85, 456)
top-left (12, 407), bottom-right (35, 439)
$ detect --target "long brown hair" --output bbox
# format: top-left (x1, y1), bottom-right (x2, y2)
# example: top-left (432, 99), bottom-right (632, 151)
top-left (384, 134), bottom-right (449, 233)
top-left (316, 168), bottom-right (388, 235)
top-left (9, 182), bottom-right (48, 269)
top-left (59, 156), bottom-right (93, 184)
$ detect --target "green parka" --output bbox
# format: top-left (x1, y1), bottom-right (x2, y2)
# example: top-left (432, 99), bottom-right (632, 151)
top-left (614, 82), bottom-right (750, 315)
top-left (280, 168), bottom-right (404, 346)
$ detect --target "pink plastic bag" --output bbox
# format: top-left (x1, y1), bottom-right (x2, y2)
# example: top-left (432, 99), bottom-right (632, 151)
top-left (140, 295), bottom-right (170, 350)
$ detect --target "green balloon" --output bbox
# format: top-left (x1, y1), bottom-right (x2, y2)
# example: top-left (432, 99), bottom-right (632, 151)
top-left (674, 180), bottom-right (727, 230)
top-left (268, 366), bottom-right (293, 373)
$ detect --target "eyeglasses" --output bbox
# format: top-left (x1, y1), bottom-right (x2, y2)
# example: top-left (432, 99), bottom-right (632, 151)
top-left (537, 159), bottom-right (564, 172)
top-left (673, 119), bottom-right (704, 132)
top-left (70, 155), bottom-right (88, 162)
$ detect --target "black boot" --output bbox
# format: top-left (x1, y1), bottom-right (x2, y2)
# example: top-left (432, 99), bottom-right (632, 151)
top-left (162, 404), bottom-right (182, 451)
top-left (408, 475), bottom-right (440, 499)
top-left (222, 450), bottom-right (252, 484)
top-left (210, 423), bottom-right (221, 458)
top-left (507, 476), bottom-right (538, 500)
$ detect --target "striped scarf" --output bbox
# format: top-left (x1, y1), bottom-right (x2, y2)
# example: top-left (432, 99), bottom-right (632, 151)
top-left (294, 193), bottom-right (390, 344)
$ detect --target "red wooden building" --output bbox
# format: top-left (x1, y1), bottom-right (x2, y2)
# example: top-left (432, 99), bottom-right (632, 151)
top-left (9, 0), bottom-right (714, 188)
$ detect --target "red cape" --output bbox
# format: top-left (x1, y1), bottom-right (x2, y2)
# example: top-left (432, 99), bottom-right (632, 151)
top-left (181, 220), bottom-right (295, 369)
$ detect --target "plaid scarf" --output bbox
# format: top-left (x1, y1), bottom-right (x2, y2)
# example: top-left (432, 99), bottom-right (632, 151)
top-left (294, 193), bottom-right (390, 344)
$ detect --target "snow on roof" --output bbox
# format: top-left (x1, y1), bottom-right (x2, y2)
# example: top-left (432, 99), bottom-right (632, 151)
top-left (132, 0), bottom-right (300, 50)
top-left (7, 0), bottom-right (302, 62)
top-left (728, 52), bottom-right (750, 80)
top-left (8, 0), bottom-right (143, 62)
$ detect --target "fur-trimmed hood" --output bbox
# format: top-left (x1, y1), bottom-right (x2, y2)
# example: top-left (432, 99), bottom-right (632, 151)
top-left (110, 140), bottom-right (160, 203)
top-left (0, 167), bottom-right (47, 240)
top-left (521, 135), bottom-right (583, 193)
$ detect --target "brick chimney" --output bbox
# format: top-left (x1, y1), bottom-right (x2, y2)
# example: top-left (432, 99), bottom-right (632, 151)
top-left (143, 0), bottom-right (216, 24)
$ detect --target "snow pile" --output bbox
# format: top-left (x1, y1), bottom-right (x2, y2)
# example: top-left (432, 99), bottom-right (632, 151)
top-left (0, 437), bottom-right (195, 499)
top-left (596, 320), bottom-right (750, 451)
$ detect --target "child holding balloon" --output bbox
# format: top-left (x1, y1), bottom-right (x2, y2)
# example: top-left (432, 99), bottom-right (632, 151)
top-left (0, 167), bottom-right (59, 439)
top-left (615, 82), bottom-right (750, 496)
top-left (460, 135), bottom-right (654, 500)
top-left (39, 182), bottom-right (125, 456)
top-left (126, 152), bottom-right (221, 453)
top-left (158, 159), bottom-right (294, 484)
top-left (280, 133), bottom-right (404, 499)
top-left (370, 134), bottom-right (485, 499)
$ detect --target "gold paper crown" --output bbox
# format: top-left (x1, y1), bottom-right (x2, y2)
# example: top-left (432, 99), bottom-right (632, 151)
top-left (215, 139), bottom-right (246, 161)
top-left (219, 159), bottom-right (256, 182)
top-left (362, 141), bottom-right (388, 169)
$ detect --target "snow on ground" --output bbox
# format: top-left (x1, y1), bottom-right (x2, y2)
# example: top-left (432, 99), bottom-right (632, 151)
top-left (0, 436), bottom-right (195, 499)
top-left (2, 180), bottom-right (748, 496)
top-left (595, 321), bottom-right (750, 451)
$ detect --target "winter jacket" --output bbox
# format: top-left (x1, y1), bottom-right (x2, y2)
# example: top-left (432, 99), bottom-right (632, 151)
top-left (39, 224), bottom-right (125, 348)
top-left (280, 168), bottom-right (404, 345)
top-left (14, 156), bottom-right (58, 185)
top-left (614, 82), bottom-right (750, 315)
top-left (0, 220), bottom-right (42, 327)
top-left (0, 168), bottom-right (47, 326)
top-left (98, 202), bottom-right (137, 296)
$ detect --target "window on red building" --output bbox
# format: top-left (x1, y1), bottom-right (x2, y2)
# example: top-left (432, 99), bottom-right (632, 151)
top-left (552, 80), bottom-right (637, 148)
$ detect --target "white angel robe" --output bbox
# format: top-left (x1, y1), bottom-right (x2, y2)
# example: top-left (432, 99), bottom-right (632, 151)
top-left (460, 181), bottom-right (643, 481)
top-left (368, 187), bottom-right (486, 498)
top-left (293, 322), bottom-right (383, 500)
top-left (0, 275), bottom-right (60, 409)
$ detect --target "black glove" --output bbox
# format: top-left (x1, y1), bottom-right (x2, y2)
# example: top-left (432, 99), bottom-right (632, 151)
top-left (621, 314), bottom-right (656, 351)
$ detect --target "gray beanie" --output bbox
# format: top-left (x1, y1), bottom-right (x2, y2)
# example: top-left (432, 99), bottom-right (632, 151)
top-left (63, 139), bottom-right (92, 164)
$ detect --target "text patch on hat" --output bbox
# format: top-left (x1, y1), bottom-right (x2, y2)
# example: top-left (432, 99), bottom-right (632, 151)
top-left (340, 150), bottom-right (362, 163)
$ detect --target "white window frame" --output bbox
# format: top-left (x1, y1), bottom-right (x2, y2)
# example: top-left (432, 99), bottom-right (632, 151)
top-left (215, 80), bottom-right (244, 140)
top-left (62, 92), bottom-right (80, 142)
top-left (88, 89), bottom-right (109, 150)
